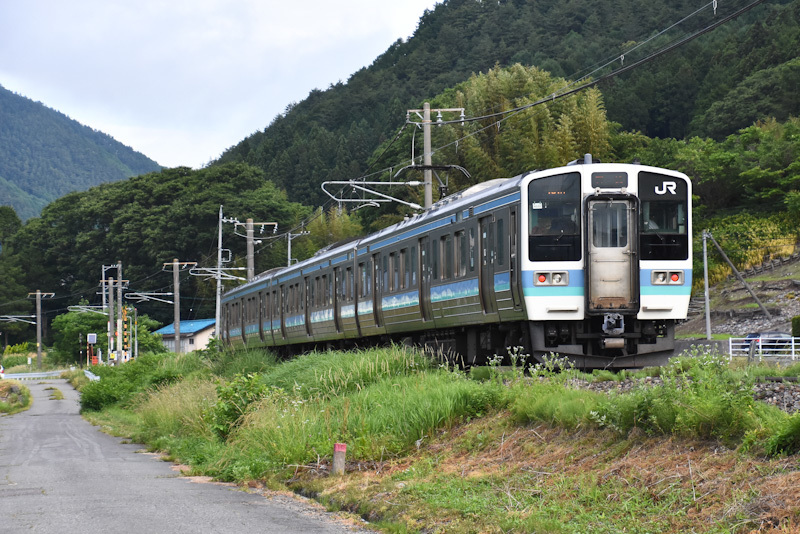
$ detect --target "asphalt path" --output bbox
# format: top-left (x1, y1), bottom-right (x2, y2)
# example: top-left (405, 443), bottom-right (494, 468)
top-left (0, 379), bottom-right (371, 533)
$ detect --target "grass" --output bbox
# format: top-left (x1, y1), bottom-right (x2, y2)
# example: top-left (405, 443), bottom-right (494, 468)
top-left (45, 386), bottom-right (64, 400)
top-left (0, 380), bottom-right (32, 414)
top-left (74, 345), bottom-right (800, 532)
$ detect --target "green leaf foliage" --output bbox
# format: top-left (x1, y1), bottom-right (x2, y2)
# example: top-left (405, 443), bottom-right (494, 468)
top-left (0, 84), bottom-right (161, 220)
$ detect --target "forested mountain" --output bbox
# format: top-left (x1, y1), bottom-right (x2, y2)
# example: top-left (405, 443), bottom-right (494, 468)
top-left (216, 0), bottom-right (800, 209)
top-left (1, 0), bottom-right (799, 342)
top-left (0, 84), bottom-right (161, 220)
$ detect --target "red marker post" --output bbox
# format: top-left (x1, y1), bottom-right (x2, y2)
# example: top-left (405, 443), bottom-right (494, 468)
top-left (332, 443), bottom-right (347, 475)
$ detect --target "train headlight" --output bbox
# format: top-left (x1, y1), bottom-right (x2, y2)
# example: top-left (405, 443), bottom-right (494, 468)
top-left (652, 271), bottom-right (684, 285)
top-left (534, 271), bottom-right (569, 286)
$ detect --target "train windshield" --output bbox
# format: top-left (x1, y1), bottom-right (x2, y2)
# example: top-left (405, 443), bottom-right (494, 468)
top-left (639, 172), bottom-right (689, 260)
top-left (529, 172), bottom-right (581, 261)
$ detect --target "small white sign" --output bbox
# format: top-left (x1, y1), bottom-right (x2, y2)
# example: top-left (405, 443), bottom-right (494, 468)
top-left (87, 333), bottom-right (97, 344)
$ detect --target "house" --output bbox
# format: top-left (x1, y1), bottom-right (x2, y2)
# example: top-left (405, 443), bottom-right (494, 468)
top-left (155, 319), bottom-right (216, 353)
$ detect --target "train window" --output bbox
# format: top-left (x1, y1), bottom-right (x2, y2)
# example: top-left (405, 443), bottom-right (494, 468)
top-left (441, 236), bottom-right (454, 280)
top-left (402, 248), bottom-right (409, 289)
top-left (592, 202), bottom-right (629, 247)
top-left (497, 218), bottom-right (505, 266)
top-left (469, 228), bottom-right (476, 271)
top-left (391, 252), bottom-right (399, 291)
top-left (411, 246), bottom-right (418, 287)
top-left (529, 173), bottom-right (581, 262)
top-left (639, 172), bottom-right (689, 260)
top-left (432, 239), bottom-right (439, 280)
top-left (382, 255), bottom-right (389, 292)
top-left (455, 231), bottom-right (467, 278)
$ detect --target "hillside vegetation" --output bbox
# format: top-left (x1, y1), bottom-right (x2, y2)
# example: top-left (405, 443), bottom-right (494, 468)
top-left (1, 1), bottom-right (800, 340)
top-left (216, 0), bottom-right (800, 209)
top-left (77, 346), bottom-right (800, 532)
top-left (0, 84), bottom-right (161, 220)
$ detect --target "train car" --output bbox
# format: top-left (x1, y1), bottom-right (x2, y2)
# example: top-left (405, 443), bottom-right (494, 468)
top-left (221, 155), bottom-right (692, 368)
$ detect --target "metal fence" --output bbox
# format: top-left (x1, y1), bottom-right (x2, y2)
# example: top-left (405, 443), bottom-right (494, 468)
top-left (2, 370), bottom-right (65, 380)
top-left (728, 336), bottom-right (800, 360)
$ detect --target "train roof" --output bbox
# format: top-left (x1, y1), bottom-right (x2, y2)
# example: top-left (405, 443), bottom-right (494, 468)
top-left (223, 173), bottom-right (524, 298)
top-left (222, 159), bottom-right (691, 299)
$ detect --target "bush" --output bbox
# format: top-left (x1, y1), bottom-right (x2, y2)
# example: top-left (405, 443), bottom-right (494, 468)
top-left (79, 352), bottom-right (207, 411)
top-left (590, 347), bottom-right (758, 443)
top-left (793, 316), bottom-right (800, 338)
top-left (1, 354), bottom-right (29, 368)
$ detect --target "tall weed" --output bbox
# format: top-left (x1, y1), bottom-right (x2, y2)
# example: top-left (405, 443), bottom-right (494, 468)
top-left (590, 346), bottom-right (758, 442)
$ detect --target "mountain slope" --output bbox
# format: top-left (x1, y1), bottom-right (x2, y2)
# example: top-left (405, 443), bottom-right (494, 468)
top-left (0, 84), bottom-right (161, 220)
top-left (216, 0), bottom-right (798, 209)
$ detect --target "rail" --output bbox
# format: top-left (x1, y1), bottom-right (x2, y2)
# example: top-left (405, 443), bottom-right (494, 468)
top-left (728, 336), bottom-right (800, 361)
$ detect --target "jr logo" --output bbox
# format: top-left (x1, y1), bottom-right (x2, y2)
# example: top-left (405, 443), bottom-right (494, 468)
top-left (655, 181), bottom-right (677, 195)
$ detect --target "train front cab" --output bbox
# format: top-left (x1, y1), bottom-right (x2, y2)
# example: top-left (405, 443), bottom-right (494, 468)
top-left (521, 164), bottom-right (692, 368)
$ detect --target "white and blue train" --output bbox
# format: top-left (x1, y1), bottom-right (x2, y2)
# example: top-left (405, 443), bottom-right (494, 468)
top-left (221, 155), bottom-right (692, 368)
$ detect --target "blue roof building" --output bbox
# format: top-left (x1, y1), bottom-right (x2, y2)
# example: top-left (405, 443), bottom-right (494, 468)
top-left (155, 319), bottom-right (216, 353)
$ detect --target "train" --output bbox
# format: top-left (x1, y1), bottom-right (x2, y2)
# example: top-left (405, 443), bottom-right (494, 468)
top-left (220, 155), bottom-right (692, 368)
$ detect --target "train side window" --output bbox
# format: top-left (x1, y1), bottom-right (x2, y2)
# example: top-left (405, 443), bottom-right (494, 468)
top-left (390, 252), bottom-right (399, 291)
top-left (411, 246), bottom-right (418, 287)
top-left (444, 235), bottom-right (454, 279)
top-left (469, 228), bottom-right (475, 271)
top-left (402, 248), bottom-right (410, 289)
top-left (497, 218), bottom-right (505, 266)
top-left (455, 231), bottom-right (467, 277)
top-left (432, 242), bottom-right (439, 280)
top-left (381, 255), bottom-right (389, 292)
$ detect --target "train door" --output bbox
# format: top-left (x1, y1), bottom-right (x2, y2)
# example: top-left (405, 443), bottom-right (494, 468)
top-left (419, 236), bottom-right (433, 321)
top-left (479, 216), bottom-right (498, 314)
top-left (585, 197), bottom-right (639, 314)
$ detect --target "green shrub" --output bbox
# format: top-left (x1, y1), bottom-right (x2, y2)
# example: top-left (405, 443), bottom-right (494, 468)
top-left (1, 354), bottom-right (29, 368)
top-left (79, 352), bottom-right (206, 411)
top-left (590, 347), bottom-right (758, 442)
top-left (210, 373), bottom-right (270, 439)
top-left (793, 316), bottom-right (800, 338)
top-left (3, 343), bottom-right (30, 355)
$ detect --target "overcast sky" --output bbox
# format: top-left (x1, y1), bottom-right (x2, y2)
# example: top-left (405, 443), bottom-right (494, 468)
top-left (0, 1), bottom-right (439, 169)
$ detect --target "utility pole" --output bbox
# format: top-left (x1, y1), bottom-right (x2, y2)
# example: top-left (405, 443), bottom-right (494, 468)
top-left (423, 102), bottom-right (432, 209)
top-left (163, 259), bottom-right (196, 354)
top-left (246, 219), bottom-right (255, 281)
top-left (108, 277), bottom-right (115, 361)
top-left (702, 231), bottom-right (712, 340)
top-left (116, 261), bottom-right (123, 362)
top-left (216, 206), bottom-right (224, 338)
top-left (173, 259), bottom-right (180, 354)
top-left (287, 228), bottom-right (310, 267)
top-left (406, 103), bottom-right (465, 209)
top-left (27, 290), bottom-right (55, 369)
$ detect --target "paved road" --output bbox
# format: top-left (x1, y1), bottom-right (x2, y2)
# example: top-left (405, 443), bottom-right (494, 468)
top-left (0, 379), bottom-right (370, 533)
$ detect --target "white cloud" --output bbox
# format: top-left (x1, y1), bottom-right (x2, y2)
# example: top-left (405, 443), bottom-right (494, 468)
top-left (0, 0), bottom-right (438, 168)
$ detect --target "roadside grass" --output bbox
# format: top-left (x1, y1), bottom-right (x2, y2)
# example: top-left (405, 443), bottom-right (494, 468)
top-left (76, 345), bottom-right (800, 532)
top-left (45, 386), bottom-right (64, 400)
top-left (0, 379), bottom-right (31, 414)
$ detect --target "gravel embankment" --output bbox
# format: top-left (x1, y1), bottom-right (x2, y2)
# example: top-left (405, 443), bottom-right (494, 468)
top-left (574, 377), bottom-right (800, 414)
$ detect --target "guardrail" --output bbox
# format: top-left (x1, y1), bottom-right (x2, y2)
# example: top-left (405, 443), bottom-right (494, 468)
top-left (84, 370), bottom-right (100, 381)
top-left (729, 337), bottom-right (799, 361)
top-left (2, 370), bottom-right (65, 380)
